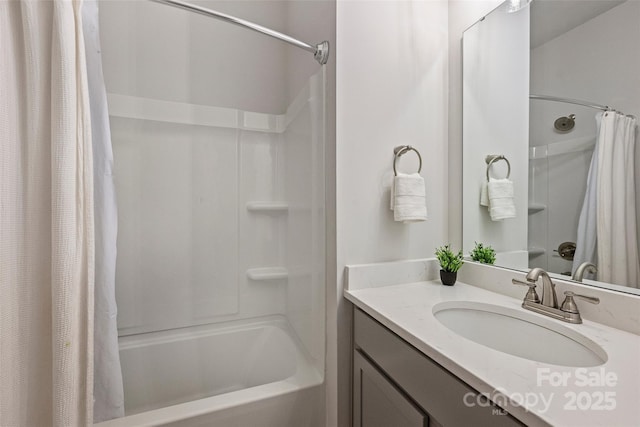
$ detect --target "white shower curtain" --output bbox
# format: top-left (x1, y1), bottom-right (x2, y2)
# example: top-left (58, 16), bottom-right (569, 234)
top-left (596, 112), bottom-right (640, 287)
top-left (82, 0), bottom-right (125, 422)
top-left (572, 115), bottom-right (602, 278)
top-left (1, 0), bottom-right (95, 424)
top-left (574, 112), bottom-right (640, 287)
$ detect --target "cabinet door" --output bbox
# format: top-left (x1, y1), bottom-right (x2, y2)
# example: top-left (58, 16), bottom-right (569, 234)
top-left (354, 309), bottom-right (524, 427)
top-left (353, 350), bottom-right (428, 427)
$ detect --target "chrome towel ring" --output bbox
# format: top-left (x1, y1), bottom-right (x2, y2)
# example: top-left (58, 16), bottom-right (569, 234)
top-left (393, 145), bottom-right (423, 176)
top-left (485, 154), bottom-right (511, 181)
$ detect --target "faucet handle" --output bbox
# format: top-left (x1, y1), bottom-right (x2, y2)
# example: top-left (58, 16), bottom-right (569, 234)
top-left (512, 278), bottom-right (536, 288)
top-left (512, 279), bottom-right (540, 303)
top-left (561, 291), bottom-right (600, 314)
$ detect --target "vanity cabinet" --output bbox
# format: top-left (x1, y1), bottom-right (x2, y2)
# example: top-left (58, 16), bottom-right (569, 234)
top-left (353, 308), bottom-right (524, 427)
top-left (354, 350), bottom-right (429, 427)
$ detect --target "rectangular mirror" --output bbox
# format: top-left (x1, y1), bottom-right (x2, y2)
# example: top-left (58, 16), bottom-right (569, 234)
top-left (463, 0), bottom-right (640, 295)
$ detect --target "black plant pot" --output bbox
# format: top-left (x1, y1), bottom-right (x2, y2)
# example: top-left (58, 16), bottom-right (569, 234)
top-left (440, 270), bottom-right (457, 286)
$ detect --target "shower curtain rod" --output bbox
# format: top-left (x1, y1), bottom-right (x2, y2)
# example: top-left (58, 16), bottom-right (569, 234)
top-left (530, 94), bottom-right (612, 112)
top-left (149, 0), bottom-right (329, 65)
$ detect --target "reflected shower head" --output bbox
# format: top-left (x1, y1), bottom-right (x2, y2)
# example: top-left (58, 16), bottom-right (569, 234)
top-left (554, 114), bottom-right (576, 132)
top-left (505, 0), bottom-right (531, 13)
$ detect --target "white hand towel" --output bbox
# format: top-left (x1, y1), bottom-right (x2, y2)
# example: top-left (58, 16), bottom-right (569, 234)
top-left (480, 182), bottom-right (489, 206)
top-left (390, 173), bottom-right (427, 222)
top-left (487, 178), bottom-right (516, 221)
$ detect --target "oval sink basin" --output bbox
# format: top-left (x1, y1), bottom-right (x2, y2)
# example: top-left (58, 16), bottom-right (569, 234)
top-left (433, 301), bottom-right (607, 367)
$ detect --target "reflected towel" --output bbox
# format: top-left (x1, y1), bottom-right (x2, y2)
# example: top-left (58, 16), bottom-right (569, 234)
top-left (488, 178), bottom-right (516, 221)
top-left (390, 173), bottom-right (427, 223)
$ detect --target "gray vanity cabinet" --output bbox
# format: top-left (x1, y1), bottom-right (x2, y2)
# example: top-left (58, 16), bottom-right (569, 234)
top-left (354, 350), bottom-right (428, 427)
top-left (353, 308), bottom-right (524, 427)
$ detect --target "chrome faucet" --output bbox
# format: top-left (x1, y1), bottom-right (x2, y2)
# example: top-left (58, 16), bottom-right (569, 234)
top-left (572, 262), bottom-right (597, 282)
top-left (526, 267), bottom-right (558, 308)
top-left (512, 268), bottom-right (599, 324)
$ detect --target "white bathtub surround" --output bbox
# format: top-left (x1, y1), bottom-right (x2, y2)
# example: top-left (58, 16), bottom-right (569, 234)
top-left (94, 316), bottom-right (322, 427)
top-left (1, 1), bottom-right (96, 425)
top-left (344, 259), bottom-right (640, 426)
top-left (105, 28), bottom-right (327, 422)
top-left (111, 69), bottom-right (326, 339)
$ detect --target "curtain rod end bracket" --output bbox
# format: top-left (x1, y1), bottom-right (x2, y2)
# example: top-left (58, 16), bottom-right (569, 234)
top-left (314, 41), bottom-right (330, 65)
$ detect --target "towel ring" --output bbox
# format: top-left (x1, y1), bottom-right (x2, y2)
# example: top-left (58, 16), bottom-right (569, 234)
top-left (393, 145), bottom-right (423, 176)
top-left (485, 154), bottom-right (511, 181)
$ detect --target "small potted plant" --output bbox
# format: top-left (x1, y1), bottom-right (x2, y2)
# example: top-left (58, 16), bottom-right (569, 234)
top-left (435, 244), bottom-right (464, 286)
top-left (469, 242), bottom-right (496, 265)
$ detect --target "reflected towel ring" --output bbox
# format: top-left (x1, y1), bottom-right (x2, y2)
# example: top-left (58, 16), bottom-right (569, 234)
top-left (393, 145), bottom-right (423, 176)
top-left (485, 154), bottom-right (511, 181)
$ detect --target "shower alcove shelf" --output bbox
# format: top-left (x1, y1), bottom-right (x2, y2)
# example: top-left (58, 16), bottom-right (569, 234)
top-left (246, 200), bottom-right (289, 283)
top-left (246, 267), bottom-right (289, 281)
top-left (527, 203), bottom-right (546, 214)
top-left (246, 203), bottom-right (288, 281)
top-left (245, 201), bottom-right (290, 281)
top-left (528, 247), bottom-right (545, 258)
top-left (246, 202), bottom-right (289, 213)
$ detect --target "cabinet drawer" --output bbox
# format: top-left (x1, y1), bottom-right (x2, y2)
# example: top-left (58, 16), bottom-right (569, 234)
top-left (354, 308), bottom-right (524, 427)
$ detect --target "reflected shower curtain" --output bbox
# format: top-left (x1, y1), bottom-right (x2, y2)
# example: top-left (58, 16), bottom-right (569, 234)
top-left (574, 112), bottom-right (640, 287)
top-left (573, 115), bottom-right (601, 279)
top-left (596, 112), bottom-right (639, 287)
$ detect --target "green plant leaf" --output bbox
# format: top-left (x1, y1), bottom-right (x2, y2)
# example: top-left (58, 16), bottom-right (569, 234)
top-left (469, 241), bottom-right (496, 265)
top-left (435, 244), bottom-right (465, 273)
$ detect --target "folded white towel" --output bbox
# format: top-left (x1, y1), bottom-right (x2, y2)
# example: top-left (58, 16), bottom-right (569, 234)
top-left (480, 182), bottom-right (489, 206)
top-left (487, 178), bottom-right (516, 221)
top-left (390, 173), bottom-right (427, 223)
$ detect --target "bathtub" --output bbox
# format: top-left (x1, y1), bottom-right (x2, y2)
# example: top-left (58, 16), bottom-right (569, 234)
top-left (95, 316), bottom-right (323, 427)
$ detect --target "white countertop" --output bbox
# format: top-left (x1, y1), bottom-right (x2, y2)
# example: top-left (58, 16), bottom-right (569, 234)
top-left (345, 279), bottom-right (640, 427)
